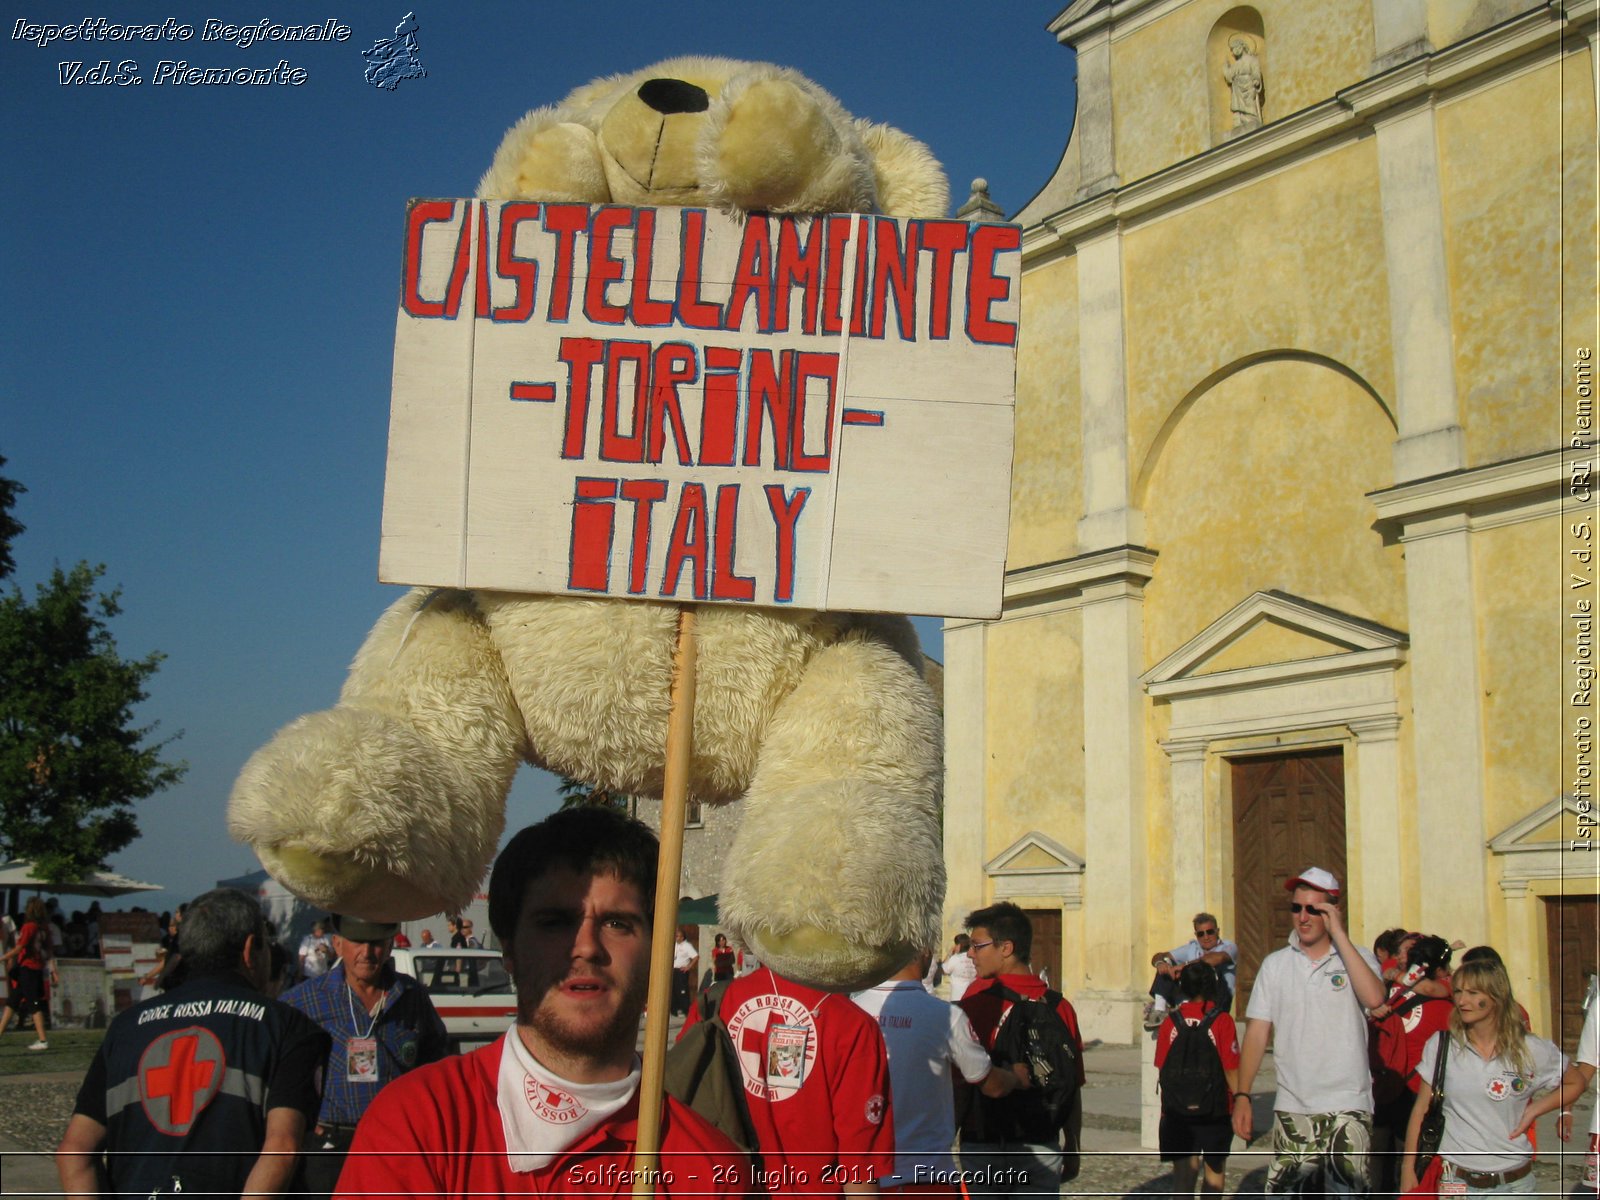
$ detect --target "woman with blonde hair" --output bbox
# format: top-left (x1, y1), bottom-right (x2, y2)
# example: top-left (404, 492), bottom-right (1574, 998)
top-left (1401, 954), bottom-right (1566, 1194)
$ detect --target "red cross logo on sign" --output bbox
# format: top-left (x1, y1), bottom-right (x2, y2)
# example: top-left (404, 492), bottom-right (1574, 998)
top-left (138, 1027), bottom-right (226, 1134)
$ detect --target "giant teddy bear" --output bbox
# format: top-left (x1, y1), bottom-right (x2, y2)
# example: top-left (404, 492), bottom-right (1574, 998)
top-left (229, 57), bottom-right (950, 992)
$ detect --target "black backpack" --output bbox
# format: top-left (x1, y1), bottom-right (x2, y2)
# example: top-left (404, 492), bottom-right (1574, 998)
top-left (986, 984), bottom-right (1082, 1144)
top-left (1158, 1007), bottom-right (1229, 1119)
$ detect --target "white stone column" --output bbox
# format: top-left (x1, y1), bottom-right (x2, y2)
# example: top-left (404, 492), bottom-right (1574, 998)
top-left (1370, 0), bottom-right (1432, 72)
top-left (1073, 27), bottom-right (1119, 199)
top-left (1076, 228), bottom-right (1143, 550)
top-left (1374, 103), bottom-right (1465, 481)
top-left (1078, 576), bottom-right (1148, 1044)
top-left (1400, 514), bottom-right (1490, 936)
top-left (1349, 716), bottom-right (1404, 937)
top-left (942, 617), bottom-right (989, 938)
top-left (1160, 738), bottom-right (1209, 924)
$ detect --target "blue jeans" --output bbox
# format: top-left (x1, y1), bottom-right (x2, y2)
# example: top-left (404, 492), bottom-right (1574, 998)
top-left (959, 1143), bottom-right (1063, 1198)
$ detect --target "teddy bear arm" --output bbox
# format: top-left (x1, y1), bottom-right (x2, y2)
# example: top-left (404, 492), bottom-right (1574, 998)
top-left (477, 109), bottom-right (612, 202)
top-left (718, 636), bottom-right (945, 991)
top-left (227, 588), bottom-right (525, 920)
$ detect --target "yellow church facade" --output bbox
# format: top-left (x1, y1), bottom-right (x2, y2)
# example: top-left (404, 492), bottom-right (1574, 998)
top-left (942, 0), bottom-right (1598, 1046)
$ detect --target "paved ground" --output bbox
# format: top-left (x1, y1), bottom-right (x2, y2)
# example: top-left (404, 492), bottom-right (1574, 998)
top-left (2, 1029), bottom-right (1593, 1197)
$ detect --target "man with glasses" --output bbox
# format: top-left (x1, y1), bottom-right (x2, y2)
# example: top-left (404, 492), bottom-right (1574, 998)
top-left (1143, 912), bottom-right (1239, 1029)
top-left (1231, 867), bottom-right (1385, 1196)
top-left (956, 902), bottom-right (1085, 1197)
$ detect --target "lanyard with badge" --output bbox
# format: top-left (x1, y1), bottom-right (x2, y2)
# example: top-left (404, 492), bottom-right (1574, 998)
top-left (346, 985), bottom-right (385, 1083)
top-left (764, 968), bottom-right (825, 1092)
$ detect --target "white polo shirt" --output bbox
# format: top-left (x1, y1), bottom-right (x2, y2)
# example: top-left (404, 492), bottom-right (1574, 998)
top-left (1246, 935), bottom-right (1382, 1114)
top-left (1416, 1030), bottom-right (1566, 1172)
top-left (853, 979), bottom-right (992, 1187)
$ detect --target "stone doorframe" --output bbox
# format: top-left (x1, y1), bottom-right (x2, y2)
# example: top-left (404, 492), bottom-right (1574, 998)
top-left (1141, 590), bottom-right (1409, 939)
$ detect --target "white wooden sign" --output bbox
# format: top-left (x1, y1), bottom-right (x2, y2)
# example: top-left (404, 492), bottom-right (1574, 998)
top-left (380, 201), bottom-right (1018, 618)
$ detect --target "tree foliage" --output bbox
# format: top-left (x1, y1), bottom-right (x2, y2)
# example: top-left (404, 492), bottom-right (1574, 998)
top-left (0, 459), bottom-right (186, 881)
top-left (556, 775), bottom-right (631, 814)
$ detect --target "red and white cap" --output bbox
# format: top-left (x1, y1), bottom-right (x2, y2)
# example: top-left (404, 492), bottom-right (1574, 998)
top-left (1284, 867), bottom-right (1341, 897)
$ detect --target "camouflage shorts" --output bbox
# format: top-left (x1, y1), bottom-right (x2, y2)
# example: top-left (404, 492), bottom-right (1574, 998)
top-left (1266, 1110), bottom-right (1373, 1195)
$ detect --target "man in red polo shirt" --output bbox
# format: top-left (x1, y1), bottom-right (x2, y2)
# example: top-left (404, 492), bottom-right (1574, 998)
top-left (337, 808), bottom-right (746, 1198)
top-left (683, 962), bottom-right (896, 1195)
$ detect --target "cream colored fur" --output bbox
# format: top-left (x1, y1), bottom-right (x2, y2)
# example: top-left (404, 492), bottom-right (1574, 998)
top-left (229, 57), bottom-right (950, 992)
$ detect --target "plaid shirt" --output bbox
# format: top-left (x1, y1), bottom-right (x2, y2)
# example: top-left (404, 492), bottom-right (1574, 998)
top-left (281, 962), bottom-right (448, 1126)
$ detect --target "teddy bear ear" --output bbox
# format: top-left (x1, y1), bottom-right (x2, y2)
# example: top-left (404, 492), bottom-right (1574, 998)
top-left (476, 104), bottom-right (611, 202)
top-left (854, 120), bottom-right (950, 219)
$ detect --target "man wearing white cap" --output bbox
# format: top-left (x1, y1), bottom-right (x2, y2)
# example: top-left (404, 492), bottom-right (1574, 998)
top-left (1231, 867), bottom-right (1385, 1195)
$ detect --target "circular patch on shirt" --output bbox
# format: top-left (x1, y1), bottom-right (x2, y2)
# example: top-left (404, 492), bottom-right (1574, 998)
top-left (526, 1078), bottom-right (588, 1124)
top-left (866, 1093), bottom-right (885, 1125)
top-left (726, 993), bottom-right (815, 1103)
top-left (398, 1035), bottom-right (419, 1068)
top-left (1485, 1075), bottom-right (1524, 1102)
top-left (137, 1026), bottom-right (227, 1135)
top-left (1328, 972), bottom-right (1349, 991)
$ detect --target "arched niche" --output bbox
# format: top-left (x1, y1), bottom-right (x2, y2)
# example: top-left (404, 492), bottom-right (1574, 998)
top-left (1208, 7), bottom-right (1267, 144)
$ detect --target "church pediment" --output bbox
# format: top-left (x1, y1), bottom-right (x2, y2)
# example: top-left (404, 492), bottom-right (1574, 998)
top-left (1489, 794), bottom-right (1594, 855)
top-left (1144, 591), bottom-right (1407, 697)
top-left (985, 831), bottom-right (1085, 906)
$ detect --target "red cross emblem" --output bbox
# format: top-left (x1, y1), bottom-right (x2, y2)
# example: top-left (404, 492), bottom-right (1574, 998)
top-left (138, 1027), bottom-right (226, 1134)
top-left (1486, 1077), bottom-right (1509, 1100)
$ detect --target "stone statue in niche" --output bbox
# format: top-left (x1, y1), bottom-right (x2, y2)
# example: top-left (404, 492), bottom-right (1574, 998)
top-left (1224, 35), bottom-right (1263, 130)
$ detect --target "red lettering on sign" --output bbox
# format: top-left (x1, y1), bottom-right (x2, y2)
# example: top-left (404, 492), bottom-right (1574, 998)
top-left (677, 211), bottom-right (723, 331)
top-left (765, 485), bottom-right (809, 604)
top-left (145, 1033), bottom-right (218, 1129)
top-left (599, 341), bottom-right (650, 463)
top-left (402, 200), bottom-right (471, 319)
top-left (584, 207), bottom-right (632, 325)
top-left (966, 224), bottom-right (1020, 346)
top-left (820, 216), bottom-right (854, 335)
top-left (726, 216), bottom-right (775, 332)
top-left (711, 484), bottom-right (755, 602)
top-left (557, 337), bottom-right (606, 459)
top-left (699, 346), bottom-right (742, 467)
top-left (870, 218), bottom-right (918, 340)
top-left (919, 222), bottom-right (968, 340)
top-left (620, 479), bottom-right (668, 594)
top-left (791, 352), bottom-right (837, 473)
top-left (774, 219), bottom-right (823, 335)
top-left (630, 209), bottom-right (674, 328)
top-left (542, 205), bottom-right (590, 322)
top-left (743, 350), bottom-right (792, 470)
top-left (647, 343), bottom-right (697, 465)
top-left (662, 483), bottom-right (709, 600)
top-left (474, 201), bottom-right (492, 318)
top-left (569, 478), bottom-right (619, 592)
top-left (493, 202), bottom-right (541, 323)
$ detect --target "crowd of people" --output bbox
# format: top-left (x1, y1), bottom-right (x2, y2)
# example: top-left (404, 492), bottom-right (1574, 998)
top-left (19, 831), bottom-right (1596, 1198)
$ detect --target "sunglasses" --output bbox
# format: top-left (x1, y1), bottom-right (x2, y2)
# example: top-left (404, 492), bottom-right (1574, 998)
top-left (1195, 928), bottom-right (1219, 936)
top-left (1288, 903), bottom-right (1324, 915)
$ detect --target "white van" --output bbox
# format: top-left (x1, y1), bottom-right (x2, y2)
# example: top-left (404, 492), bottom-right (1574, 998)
top-left (392, 947), bottom-right (515, 1054)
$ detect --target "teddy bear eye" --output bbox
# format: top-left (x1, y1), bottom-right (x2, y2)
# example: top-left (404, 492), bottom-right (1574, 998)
top-left (637, 78), bottom-right (709, 115)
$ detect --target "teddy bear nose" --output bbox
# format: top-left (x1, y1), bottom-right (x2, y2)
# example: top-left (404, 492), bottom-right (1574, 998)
top-left (637, 78), bottom-right (710, 115)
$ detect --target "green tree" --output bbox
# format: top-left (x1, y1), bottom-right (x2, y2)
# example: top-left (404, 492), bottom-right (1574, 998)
top-left (0, 460), bottom-right (185, 881)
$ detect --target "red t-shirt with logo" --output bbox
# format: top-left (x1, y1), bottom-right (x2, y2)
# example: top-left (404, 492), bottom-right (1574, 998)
top-left (336, 1039), bottom-right (746, 1197)
top-left (682, 970), bottom-right (896, 1194)
top-left (1369, 981), bottom-right (1453, 1104)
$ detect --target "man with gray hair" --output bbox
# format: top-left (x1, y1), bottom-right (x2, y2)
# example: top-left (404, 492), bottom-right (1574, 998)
top-left (1144, 912), bottom-right (1239, 1028)
top-left (57, 887), bottom-right (330, 1198)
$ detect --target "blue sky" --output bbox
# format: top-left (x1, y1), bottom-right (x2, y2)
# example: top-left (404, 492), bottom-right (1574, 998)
top-left (2, 2), bottom-right (1078, 908)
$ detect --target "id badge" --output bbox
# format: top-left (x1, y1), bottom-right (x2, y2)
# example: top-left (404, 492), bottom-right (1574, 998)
top-left (1437, 1183), bottom-right (1467, 1196)
top-left (765, 1023), bottom-right (808, 1090)
top-left (346, 1036), bottom-right (380, 1083)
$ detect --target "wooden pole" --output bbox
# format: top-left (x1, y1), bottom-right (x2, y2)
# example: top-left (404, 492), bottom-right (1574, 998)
top-left (633, 607), bottom-right (697, 1198)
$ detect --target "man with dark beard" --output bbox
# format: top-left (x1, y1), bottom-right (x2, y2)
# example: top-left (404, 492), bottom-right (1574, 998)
top-left (336, 807), bottom-right (747, 1197)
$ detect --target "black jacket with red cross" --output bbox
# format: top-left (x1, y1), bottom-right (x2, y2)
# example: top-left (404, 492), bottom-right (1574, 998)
top-left (72, 969), bottom-right (329, 1198)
